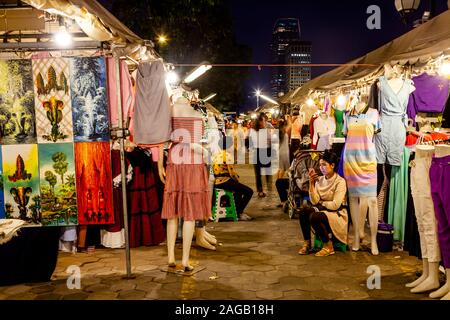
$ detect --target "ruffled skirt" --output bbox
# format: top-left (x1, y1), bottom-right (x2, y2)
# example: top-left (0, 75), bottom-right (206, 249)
top-left (162, 163), bottom-right (211, 221)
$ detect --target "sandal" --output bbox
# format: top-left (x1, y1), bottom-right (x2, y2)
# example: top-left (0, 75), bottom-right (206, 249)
top-left (315, 247), bottom-right (335, 257)
top-left (298, 242), bottom-right (311, 255)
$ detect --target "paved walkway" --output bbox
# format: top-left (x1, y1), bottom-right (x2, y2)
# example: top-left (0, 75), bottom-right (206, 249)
top-left (0, 165), bottom-right (439, 300)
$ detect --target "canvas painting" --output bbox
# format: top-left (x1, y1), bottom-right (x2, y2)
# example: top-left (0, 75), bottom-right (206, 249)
top-left (1, 144), bottom-right (40, 224)
top-left (74, 142), bottom-right (113, 225)
top-left (0, 59), bottom-right (37, 145)
top-left (70, 57), bottom-right (110, 142)
top-left (39, 143), bottom-right (77, 226)
top-left (0, 150), bottom-right (4, 219)
top-left (33, 58), bottom-right (74, 143)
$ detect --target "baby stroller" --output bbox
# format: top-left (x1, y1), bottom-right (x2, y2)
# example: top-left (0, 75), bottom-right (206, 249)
top-left (286, 149), bottom-right (322, 219)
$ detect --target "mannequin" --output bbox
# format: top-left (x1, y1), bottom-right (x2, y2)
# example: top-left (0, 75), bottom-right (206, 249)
top-left (159, 96), bottom-right (212, 271)
top-left (429, 144), bottom-right (450, 300)
top-left (344, 101), bottom-right (380, 255)
top-left (375, 64), bottom-right (415, 167)
top-left (405, 144), bottom-right (441, 293)
top-left (313, 111), bottom-right (336, 151)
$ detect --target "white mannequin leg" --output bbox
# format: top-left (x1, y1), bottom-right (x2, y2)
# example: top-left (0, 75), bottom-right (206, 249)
top-left (367, 196), bottom-right (379, 255)
top-left (411, 261), bottom-right (440, 293)
top-left (166, 218), bottom-right (178, 266)
top-left (195, 226), bottom-right (216, 250)
top-left (349, 197), bottom-right (360, 251)
top-left (181, 220), bottom-right (195, 270)
top-left (359, 197), bottom-right (369, 241)
top-left (430, 269), bottom-right (450, 299)
top-left (406, 258), bottom-right (429, 288)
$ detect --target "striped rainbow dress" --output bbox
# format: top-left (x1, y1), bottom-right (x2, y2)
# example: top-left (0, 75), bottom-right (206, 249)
top-left (343, 108), bottom-right (380, 197)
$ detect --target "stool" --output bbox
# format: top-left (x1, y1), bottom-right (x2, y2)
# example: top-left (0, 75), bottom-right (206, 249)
top-left (313, 236), bottom-right (348, 252)
top-left (212, 189), bottom-right (238, 222)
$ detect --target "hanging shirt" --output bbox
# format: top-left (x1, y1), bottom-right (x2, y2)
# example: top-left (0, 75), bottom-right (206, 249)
top-left (407, 73), bottom-right (450, 125)
top-left (291, 116), bottom-right (303, 140)
top-left (312, 114), bottom-right (336, 147)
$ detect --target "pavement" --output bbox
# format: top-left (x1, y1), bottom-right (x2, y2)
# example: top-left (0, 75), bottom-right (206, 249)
top-left (0, 165), bottom-right (441, 300)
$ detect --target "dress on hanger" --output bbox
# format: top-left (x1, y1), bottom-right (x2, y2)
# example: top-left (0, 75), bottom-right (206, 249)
top-left (375, 75), bottom-right (414, 166)
top-left (333, 108), bottom-right (345, 138)
top-left (343, 107), bottom-right (380, 197)
top-left (133, 60), bottom-right (172, 145)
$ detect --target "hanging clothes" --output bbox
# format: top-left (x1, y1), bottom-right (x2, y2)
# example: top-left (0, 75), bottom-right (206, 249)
top-left (388, 147), bottom-right (411, 242)
top-left (314, 114), bottom-right (336, 151)
top-left (403, 160), bottom-right (422, 258)
top-left (407, 73), bottom-right (450, 125)
top-left (309, 115), bottom-right (319, 149)
top-left (442, 95), bottom-right (450, 128)
top-left (368, 80), bottom-right (380, 110)
top-left (133, 60), bottom-right (172, 145)
top-left (103, 148), bottom-right (165, 248)
top-left (375, 76), bottom-right (414, 166)
top-left (106, 57), bottom-right (135, 129)
top-left (430, 153), bottom-right (450, 268)
top-left (333, 108), bottom-right (345, 138)
top-left (343, 107), bottom-right (380, 197)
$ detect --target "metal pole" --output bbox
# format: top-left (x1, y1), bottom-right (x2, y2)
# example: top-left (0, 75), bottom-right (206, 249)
top-left (114, 56), bottom-right (132, 278)
top-left (257, 95), bottom-right (260, 110)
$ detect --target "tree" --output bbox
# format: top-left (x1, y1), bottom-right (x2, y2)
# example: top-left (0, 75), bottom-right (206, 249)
top-left (105, 0), bottom-right (252, 112)
top-left (66, 174), bottom-right (76, 188)
top-left (45, 171), bottom-right (57, 195)
top-left (52, 152), bottom-right (68, 184)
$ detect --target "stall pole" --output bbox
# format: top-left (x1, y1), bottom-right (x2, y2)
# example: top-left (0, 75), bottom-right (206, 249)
top-left (114, 56), bottom-right (133, 278)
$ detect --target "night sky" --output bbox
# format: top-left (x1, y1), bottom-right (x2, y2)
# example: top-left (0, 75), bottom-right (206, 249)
top-left (227, 0), bottom-right (449, 109)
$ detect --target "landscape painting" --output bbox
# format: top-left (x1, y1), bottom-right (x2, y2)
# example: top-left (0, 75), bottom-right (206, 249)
top-left (0, 150), bottom-right (4, 219)
top-left (33, 58), bottom-right (74, 143)
top-left (0, 59), bottom-right (37, 145)
top-left (1, 144), bottom-right (40, 224)
top-left (39, 143), bottom-right (77, 226)
top-left (74, 142), bottom-right (113, 225)
top-left (70, 57), bottom-right (110, 142)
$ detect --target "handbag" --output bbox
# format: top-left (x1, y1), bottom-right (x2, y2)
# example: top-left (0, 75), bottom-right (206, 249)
top-left (376, 222), bottom-right (394, 252)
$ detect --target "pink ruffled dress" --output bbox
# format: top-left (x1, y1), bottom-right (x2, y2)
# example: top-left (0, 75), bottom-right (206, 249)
top-left (161, 117), bottom-right (211, 221)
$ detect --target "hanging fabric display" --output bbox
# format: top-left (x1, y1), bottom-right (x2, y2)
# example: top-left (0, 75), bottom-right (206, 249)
top-left (38, 143), bottom-right (77, 226)
top-left (70, 57), bottom-right (110, 142)
top-left (74, 142), bottom-right (114, 225)
top-left (0, 150), bottom-right (4, 219)
top-left (0, 60), bottom-right (37, 145)
top-left (1, 144), bottom-right (40, 224)
top-left (32, 58), bottom-right (74, 143)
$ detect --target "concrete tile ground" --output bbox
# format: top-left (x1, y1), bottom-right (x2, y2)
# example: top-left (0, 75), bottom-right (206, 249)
top-left (0, 165), bottom-right (442, 300)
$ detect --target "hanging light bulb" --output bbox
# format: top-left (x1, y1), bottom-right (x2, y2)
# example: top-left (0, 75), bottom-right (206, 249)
top-left (166, 71), bottom-right (179, 85)
top-left (439, 61), bottom-right (450, 78)
top-left (54, 28), bottom-right (73, 48)
top-left (337, 94), bottom-right (347, 107)
top-left (307, 98), bottom-right (314, 107)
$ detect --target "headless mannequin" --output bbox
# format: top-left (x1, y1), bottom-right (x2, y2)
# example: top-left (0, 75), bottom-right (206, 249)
top-left (350, 101), bottom-right (379, 256)
top-left (158, 97), bottom-right (207, 271)
top-left (429, 144), bottom-right (450, 300)
top-left (405, 145), bottom-right (440, 293)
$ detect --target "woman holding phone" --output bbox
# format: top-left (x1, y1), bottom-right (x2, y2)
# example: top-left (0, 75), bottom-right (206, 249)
top-left (298, 150), bottom-right (348, 257)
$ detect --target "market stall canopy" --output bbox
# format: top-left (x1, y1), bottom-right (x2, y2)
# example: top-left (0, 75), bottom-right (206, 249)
top-left (287, 9), bottom-right (450, 105)
top-left (205, 103), bottom-right (222, 117)
top-left (256, 102), bottom-right (278, 113)
top-left (22, 0), bottom-right (144, 45)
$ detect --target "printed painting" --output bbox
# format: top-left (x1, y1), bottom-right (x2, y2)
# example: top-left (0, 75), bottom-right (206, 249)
top-left (70, 57), bottom-right (110, 142)
top-left (0, 59), bottom-right (37, 145)
top-left (74, 142), bottom-right (113, 225)
top-left (33, 58), bottom-right (74, 143)
top-left (1, 144), bottom-right (40, 224)
top-left (0, 150), bottom-right (4, 219)
top-left (39, 143), bottom-right (77, 226)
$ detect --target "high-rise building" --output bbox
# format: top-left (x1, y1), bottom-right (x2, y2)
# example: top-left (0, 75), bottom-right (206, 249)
top-left (270, 18), bottom-right (301, 98)
top-left (286, 41), bottom-right (312, 92)
top-left (270, 18), bottom-right (312, 98)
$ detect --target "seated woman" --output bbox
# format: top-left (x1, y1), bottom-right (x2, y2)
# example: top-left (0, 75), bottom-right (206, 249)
top-left (212, 150), bottom-right (254, 221)
top-left (298, 149), bottom-right (348, 257)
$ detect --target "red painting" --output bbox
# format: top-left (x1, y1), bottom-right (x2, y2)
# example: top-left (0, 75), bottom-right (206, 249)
top-left (74, 142), bottom-right (114, 225)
